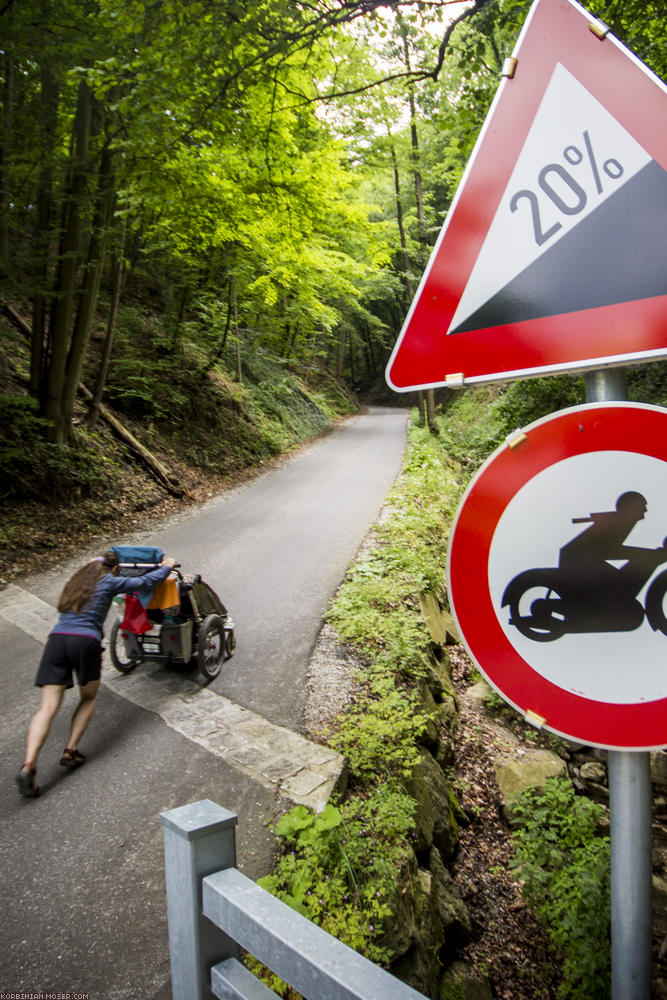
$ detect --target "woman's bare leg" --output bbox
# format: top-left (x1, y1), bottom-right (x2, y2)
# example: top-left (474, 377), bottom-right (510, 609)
top-left (65, 678), bottom-right (100, 751)
top-left (24, 684), bottom-right (65, 767)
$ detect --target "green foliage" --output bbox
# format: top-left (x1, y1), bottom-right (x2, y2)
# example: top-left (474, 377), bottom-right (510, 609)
top-left (437, 369), bottom-right (666, 485)
top-left (102, 320), bottom-right (345, 473)
top-left (510, 778), bottom-right (611, 999)
top-left (324, 418), bottom-right (464, 778)
top-left (300, 367), bottom-right (358, 421)
top-left (628, 361), bottom-right (667, 408)
top-left (584, 0), bottom-right (667, 81)
top-left (332, 676), bottom-right (431, 780)
top-left (494, 376), bottom-right (585, 436)
top-left (433, 387), bottom-right (506, 471)
top-left (481, 686), bottom-right (510, 716)
top-left (0, 394), bottom-right (112, 499)
top-left (260, 789), bottom-right (416, 964)
top-left (3, 0), bottom-right (666, 436)
top-left (241, 349), bottom-right (331, 447)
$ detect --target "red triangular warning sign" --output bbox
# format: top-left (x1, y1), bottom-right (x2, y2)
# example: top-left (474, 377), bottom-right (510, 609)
top-left (386, 0), bottom-right (667, 392)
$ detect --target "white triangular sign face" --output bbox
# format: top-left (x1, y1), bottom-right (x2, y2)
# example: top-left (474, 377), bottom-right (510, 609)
top-left (386, 0), bottom-right (667, 391)
top-left (450, 64), bottom-right (652, 333)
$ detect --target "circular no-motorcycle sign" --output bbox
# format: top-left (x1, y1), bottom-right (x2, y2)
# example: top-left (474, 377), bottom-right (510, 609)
top-left (447, 402), bottom-right (667, 750)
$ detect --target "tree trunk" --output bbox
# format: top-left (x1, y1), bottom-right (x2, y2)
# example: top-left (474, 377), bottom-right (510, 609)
top-left (426, 388), bottom-right (438, 435)
top-left (232, 276), bottom-right (242, 382)
top-left (88, 216), bottom-right (126, 431)
top-left (2, 300), bottom-right (183, 497)
top-left (400, 25), bottom-right (427, 252)
top-left (203, 274), bottom-right (233, 374)
top-left (167, 283), bottom-right (189, 352)
top-left (394, 32), bottom-right (437, 434)
top-left (30, 63), bottom-right (60, 398)
top-left (336, 327), bottom-right (346, 379)
top-left (417, 392), bottom-right (426, 426)
top-left (389, 138), bottom-right (414, 300)
top-left (43, 78), bottom-right (93, 441)
top-left (409, 101), bottom-right (427, 250)
top-left (77, 384), bottom-right (184, 497)
top-left (365, 323), bottom-right (378, 378)
top-left (62, 137), bottom-right (115, 429)
top-left (0, 43), bottom-right (15, 266)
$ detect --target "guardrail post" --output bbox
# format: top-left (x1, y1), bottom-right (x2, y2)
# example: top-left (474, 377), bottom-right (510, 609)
top-left (160, 799), bottom-right (240, 1000)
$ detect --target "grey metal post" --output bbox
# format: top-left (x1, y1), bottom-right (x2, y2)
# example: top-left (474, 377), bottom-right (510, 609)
top-left (584, 367), bottom-right (653, 1000)
top-left (608, 751), bottom-right (653, 999)
top-left (160, 800), bottom-right (240, 1000)
top-left (583, 368), bottom-right (628, 403)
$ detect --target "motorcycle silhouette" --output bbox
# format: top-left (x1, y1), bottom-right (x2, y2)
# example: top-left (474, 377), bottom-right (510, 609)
top-left (501, 491), bottom-right (667, 642)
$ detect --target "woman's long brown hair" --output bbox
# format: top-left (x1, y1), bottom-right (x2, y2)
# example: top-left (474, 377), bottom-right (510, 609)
top-left (57, 550), bottom-right (119, 613)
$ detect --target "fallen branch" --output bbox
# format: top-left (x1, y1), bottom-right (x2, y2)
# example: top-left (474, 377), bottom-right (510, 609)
top-left (1, 301), bottom-right (31, 338)
top-left (76, 383), bottom-right (185, 497)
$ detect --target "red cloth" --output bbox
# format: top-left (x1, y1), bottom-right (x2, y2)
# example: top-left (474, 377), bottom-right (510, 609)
top-left (120, 594), bottom-right (152, 634)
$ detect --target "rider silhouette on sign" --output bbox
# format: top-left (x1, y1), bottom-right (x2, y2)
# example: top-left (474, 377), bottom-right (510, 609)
top-left (502, 491), bottom-right (667, 641)
top-left (559, 492), bottom-right (664, 602)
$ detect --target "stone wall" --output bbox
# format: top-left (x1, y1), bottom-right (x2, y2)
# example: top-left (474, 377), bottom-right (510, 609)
top-left (383, 614), bottom-right (485, 999)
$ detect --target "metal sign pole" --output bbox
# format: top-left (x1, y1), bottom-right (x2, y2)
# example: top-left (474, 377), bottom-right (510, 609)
top-left (584, 369), bottom-right (653, 1000)
top-left (608, 751), bottom-right (653, 999)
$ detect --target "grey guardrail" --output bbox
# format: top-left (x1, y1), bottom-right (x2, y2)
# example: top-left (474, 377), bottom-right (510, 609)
top-left (160, 799), bottom-right (427, 1000)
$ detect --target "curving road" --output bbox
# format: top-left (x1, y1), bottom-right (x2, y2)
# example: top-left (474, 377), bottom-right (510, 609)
top-left (0, 405), bottom-right (409, 998)
top-left (154, 405), bottom-right (409, 726)
top-left (22, 405), bottom-right (409, 729)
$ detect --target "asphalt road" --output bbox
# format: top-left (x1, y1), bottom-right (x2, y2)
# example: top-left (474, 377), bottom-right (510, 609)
top-left (0, 406), bottom-right (408, 998)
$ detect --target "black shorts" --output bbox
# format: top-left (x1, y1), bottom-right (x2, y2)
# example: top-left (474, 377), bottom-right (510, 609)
top-left (35, 634), bottom-right (102, 689)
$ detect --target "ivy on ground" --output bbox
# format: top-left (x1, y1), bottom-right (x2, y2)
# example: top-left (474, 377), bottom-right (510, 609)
top-left (510, 777), bottom-right (611, 1000)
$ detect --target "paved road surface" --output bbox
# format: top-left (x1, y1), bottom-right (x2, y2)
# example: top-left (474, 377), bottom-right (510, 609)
top-left (0, 407), bottom-right (408, 998)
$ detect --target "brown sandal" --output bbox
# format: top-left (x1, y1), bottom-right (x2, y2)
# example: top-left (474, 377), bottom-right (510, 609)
top-left (16, 764), bottom-right (40, 798)
top-left (60, 747), bottom-right (86, 767)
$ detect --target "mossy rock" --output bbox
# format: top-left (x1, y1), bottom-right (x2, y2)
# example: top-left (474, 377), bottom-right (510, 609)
top-left (466, 678), bottom-right (494, 712)
top-left (417, 679), bottom-right (441, 748)
top-left (438, 693), bottom-right (458, 732)
top-left (651, 749), bottom-right (667, 787)
top-left (427, 648), bottom-right (454, 697)
top-left (390, 869), bottom-right (444, 1000)
top-left (495, 748), bottom-right (568, 821)
top-left (377, 849), bottom-right (419, 960)
top-left (428, 847), bottom-right (471, 945)
top-left (439, 961), bottom-right (492, 1000)
top-left (405, 751), bottom-right (459, 859)
top-left (420, 590), bottom-right (451, 647)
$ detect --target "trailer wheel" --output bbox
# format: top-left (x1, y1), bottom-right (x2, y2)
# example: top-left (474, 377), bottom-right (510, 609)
top-left (197, 614), bottom-right (225, 680)
top-left (110, 620), bottom-right (139, 673)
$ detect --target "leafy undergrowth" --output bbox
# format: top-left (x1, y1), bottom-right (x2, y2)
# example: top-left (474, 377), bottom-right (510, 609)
top-left (325, 419), bottom-right (463, 777)
top-left (511, 779), bottom-right (611, 999)
top-left (259, 792), bottom-right (415, 967)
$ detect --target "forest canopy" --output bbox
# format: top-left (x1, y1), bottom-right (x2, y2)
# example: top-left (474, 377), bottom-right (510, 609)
top-left (1, 0), bottom-right (666, 443)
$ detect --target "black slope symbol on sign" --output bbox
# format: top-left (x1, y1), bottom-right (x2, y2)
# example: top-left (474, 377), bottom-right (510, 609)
top-left (450, 159), bottom-right (667, 335)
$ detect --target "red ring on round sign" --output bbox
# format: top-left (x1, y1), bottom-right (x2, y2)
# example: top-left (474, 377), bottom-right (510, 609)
top-left (447, 402), bottom-right (667, 750)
